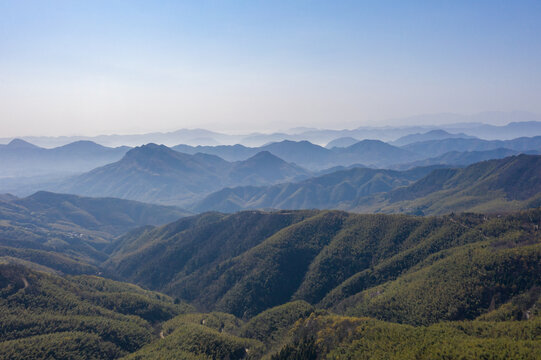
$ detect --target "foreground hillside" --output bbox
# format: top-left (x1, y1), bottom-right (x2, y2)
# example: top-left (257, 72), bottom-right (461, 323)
top-left (2, 263), bottom-right (539, 359)
top-left (1, 207), bottom-right (541, 358)
top-left (0, 191), bottom-right (188, 274)
top-left (0, 264), bottom-right (192, 359)
top-left (107, 208), bottom-right (541, 322)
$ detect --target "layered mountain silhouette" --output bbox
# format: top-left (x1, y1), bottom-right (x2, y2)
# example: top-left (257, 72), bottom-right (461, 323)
top-left (57, 144), bottom-right (311, 205)
top-left (0, 139), bottom-right (129, 177)
top-left (356, 154), bottom-right (541, 214)
top-left (193, 166), bottom-right (441, 213)
top-left (174, 139), bottom-right (420, 169)
top-left (325, 136), bottom-right (360, 148)
top-left (391, 129), bottom-right (476, 146)
top-left (196, 154), bottom-right (541, 215)
top-left (393, 147), bottom-right (540, 169)
top-left (403, 136), bottom-right (541, 157)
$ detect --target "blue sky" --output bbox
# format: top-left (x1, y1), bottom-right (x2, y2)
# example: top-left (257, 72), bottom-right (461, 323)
top-left (1, 0), bottom-right (540, 136)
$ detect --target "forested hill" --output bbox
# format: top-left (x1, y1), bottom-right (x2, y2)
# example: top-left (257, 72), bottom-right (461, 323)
top-left (361, 153), bottom-right (541, 214)
top-left (0, 191), bottom-right (188, 274)
top-left (195, 154), bottom-right (541, 215)
top-left (0, 264), bottom-right (192, 359)
top-left (106, 208), bottom-right (541, 321)
top-left (193, 165), bottom-right (440, 213)
top-left (2, 207), bottom-right (541, 358)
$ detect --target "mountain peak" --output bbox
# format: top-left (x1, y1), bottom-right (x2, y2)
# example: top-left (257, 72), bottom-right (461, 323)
top-left (248, 150), bottom-right (282, 161)
top-left (326, 137), bottom-right (360, 149)
top-left (6, 138), bottom-right (40, 149)
top-left (125, 143), bottom-right (171, 156)
top-left (425, 129), bottom-right (451, 136)
top-left (56, 140), bottom-right (108, 151)
top-left (347, 139), bottom-right (391, 149)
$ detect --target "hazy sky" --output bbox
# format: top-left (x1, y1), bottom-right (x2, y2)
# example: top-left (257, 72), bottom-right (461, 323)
top-left (1, 0), bottom-right (540, 136)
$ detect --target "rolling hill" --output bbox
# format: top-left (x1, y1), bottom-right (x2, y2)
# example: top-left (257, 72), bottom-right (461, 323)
top-left (333, 139), bottom-right (421, 167)
top-left (0, 191), bottom-right (188, 273)
top-left (359, 154), bottom-right (541, 215)
top-left (195, 154), bottom-right (541, 216)
top-left (105, 208), bottom-right (541, 324)
top-left (392, 147), bottom-right (541, 169)
top-left (172, 135), bottom-right (541, 171)
top-left (193, 165), bottom-right (441, 213)
top-left (0, 264), bottom-right (192, 359)
top-left (325, 136), bottom-right (360, 148)
top-left (0, 205), bottom-right (540, 358)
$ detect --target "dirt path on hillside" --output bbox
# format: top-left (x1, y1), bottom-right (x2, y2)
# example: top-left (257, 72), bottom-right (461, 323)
top-left (21, 277), bottom-right (29, 289)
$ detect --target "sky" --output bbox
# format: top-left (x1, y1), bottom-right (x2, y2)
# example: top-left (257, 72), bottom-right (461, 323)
top-left (0, 0), bottom-right (540, 137)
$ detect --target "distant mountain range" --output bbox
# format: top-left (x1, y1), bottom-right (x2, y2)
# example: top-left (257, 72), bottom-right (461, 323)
top-left (394, 148), bottom-right (540, 169)
top-left (390, 129), bottom-right (476, 146)
top-left (1, 136), bottom-right (538, 209)
top-left (55, 144), bottom-right (311, 205)
top-left (3, 111), bottom-right (541, 147)
top-left (173, 136), bottom-right (541, 170)
top-left (403, 136), bottom-right (541, 157)
top-left (174, 139), bottom-right (421, 170)
top-left (325, 137), bottom-right (360, 148)
top-left (0, 138), bottom-right (129, 177)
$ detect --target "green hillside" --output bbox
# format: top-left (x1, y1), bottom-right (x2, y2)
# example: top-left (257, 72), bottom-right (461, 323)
top-left (271, 313), bottom-right (541, 360)
top-left (0, 191), bottom-right (188, 274)
top-left (0, 264), bottom-right (192, 360)
top-left (2, 206), bottom-right (541, 358)
top-left (107, 208), bottom-right (541, 323)
top-left (196, 154), bottom-right (541, 215)
top-left (194, 166), bottom-right (438, 213)
top-left (355, 154), bottom-right (541, 214)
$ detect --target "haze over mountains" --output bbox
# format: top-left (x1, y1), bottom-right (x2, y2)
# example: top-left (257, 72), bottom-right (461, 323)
top-left (55, 144), bottom-right (311, 206)
top-left (3, 111), bottom-right (541, 148)
top-left (4, 0), bottom-right (541, 356)
top-left (2, 120), bottom-right (541, 359)
top-left (2, 122), bottom-right (541, 211)
top-left (0, 139), bottom-right (129, 177)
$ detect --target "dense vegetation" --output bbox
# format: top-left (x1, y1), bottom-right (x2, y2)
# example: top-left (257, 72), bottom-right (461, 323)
top-left (364, 154), bottom-right (541, 214)
top-left (1, 200), bottom-right (540, 358)
top-left (272, 313), bottom-right (541, 359)
top-left (0, 264), bottom-right (192, 359)
top-left (0, 191), bottom-right (188, 274)
top-left (106, 207), bottom-right (541, 323)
